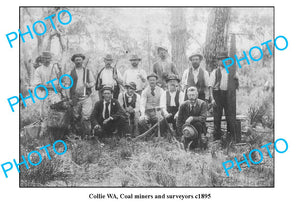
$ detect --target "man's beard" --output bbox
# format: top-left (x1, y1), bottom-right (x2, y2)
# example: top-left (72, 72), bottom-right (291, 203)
top-left (192, 63), bottom-right (200, 69)
top-left (75, 63), bottom-right (82, 68)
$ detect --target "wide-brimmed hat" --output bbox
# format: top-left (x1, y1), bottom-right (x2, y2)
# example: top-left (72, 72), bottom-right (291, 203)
top-left (71, 53), bottom-right (85, 62)
top-left (215, 51), bottom-right (229, 60)
top-left (41, 51), bottom-right (52, 59)
top-left (101, 85), bottom-right (114, 92)
top-left (104, 54), bottom-right (113, 61)
top-left (182, 124), bottom-right (198, 139)
top-left (166, 74), bottom-right (180, 83)
top-left (189, 53), bottom-right (203, 61)
top-left (125, 82), bottom-right (137, 90)
top-left (157, 45), bottom-right (168, 52)
top-left (129, 54), bottom-right (141, 61)
top-left (147, 73), bottom-right (159, 80)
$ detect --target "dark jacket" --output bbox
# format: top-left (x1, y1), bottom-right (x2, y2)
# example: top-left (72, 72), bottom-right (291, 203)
top-left (176, 99), bottom-right (208, 132)
top-left (69, 68), bottom-right (92, 99)
top-left (90, 99), bottom-right (127, 128)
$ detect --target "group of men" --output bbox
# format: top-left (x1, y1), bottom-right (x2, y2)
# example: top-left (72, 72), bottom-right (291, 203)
top-left (32, 45), bottom-right (239, 150)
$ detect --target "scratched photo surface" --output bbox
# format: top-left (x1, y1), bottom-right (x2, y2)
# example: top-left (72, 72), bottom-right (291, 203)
top-left (19, 7), bottom-right (274, 187)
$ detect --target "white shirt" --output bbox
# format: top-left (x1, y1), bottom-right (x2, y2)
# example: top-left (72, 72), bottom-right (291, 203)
top-left (102, 100), bottom-right (111, 119)
top-left (160, 90), bottom-right (185, 115)
top-left (181, 66), bottom-right (211, 89)
top-left (210, 67), bottom-right (238, 91)
top-left (140, 86), bottom-right (164, 117)
top-left (75, 68), bottom-right (84, 94)
top-left (123, 68), bottom-right (147, 91)
top-left (33, 63), bottom-right (59, 87)
top-left (100, 67), bottom-right (122, 87)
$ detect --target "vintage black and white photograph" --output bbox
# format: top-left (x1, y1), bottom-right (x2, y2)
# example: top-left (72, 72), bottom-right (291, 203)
top-left (19, 7), bottom-right (274, 187)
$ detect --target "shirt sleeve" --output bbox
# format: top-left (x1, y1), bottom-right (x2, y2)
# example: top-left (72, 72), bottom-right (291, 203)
top-left (32, 67), bottom-right (42, 87)
top-left (140, 69), bottom-right (147, 82)
top-left (116, 68), bottom-right (123, 84)
top-left (87, 70), bottom-right (95, 88)
top-left (181, 69), bottom-right (188, 89)
top-left (210, 69), bottom-right (216, 88)
top-left (140, 89), bottom-right (147, 117)
top-left (171, 63), bottom-right (178, 75)
top-left (204, 70), bottom-right (211, 87)
top-left (123, 70), bottom-right (128, 84)
top-left (179, 91), bottom-right (185, 105)
top-left (135, 94), bottom-right (141, 113)
top-left (160, 91), bottom-right (168, 115)
top-left (118, 93), bottom-right (124, 109)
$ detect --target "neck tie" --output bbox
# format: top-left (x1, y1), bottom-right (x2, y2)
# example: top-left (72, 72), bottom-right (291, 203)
top-left (151, 87), bottom-right (155, 96)
top-left (104, 102), bottom-right (110, 119)
top-left (191, 104), bottom-right (194, 113)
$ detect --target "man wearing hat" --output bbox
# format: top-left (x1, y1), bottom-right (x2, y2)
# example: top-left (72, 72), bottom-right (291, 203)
top-left (159, 74), bottom-right (185, 132)
top-left (177, 86), bottom-right (208, 150)
top-left (90, 86), bottom-right (129, 137)
top-left (95, 54), bottom-right (123, 100)
top-left (210, 51), bottom-right (239, 141)
top-left (64, 53), bottom-right (95, 135)
top-left (123, 54), bottom-right (147, 94)
top-left (181, 52), bottom-right (213, 101)
top-left (153, 46), bottom-right (178, 89)
top-left (118, 82), bottom-right (141, 136)
top-left (138, 73), bottom-right (165, 134)
top-left (32, 51), bottom-right (62, 117)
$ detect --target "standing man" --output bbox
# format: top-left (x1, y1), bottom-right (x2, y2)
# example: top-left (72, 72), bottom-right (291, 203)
top-left (160, 74), bottom-right (185, 132)
top-left (177, 86), bottom-right (208, 150)
top-left (90, 86), bottom-right (129, 137)
top-left (66, 53), bottom-right (95, 135)
top-left (32, 51), bottom-right (62, 117)
top-left (138, 73), bottom-right (165, 134)
top-left (123, 54), bottom-right (147, 95)
top-left (95, 54), bottom-right (123, 100)
top-left (210, 51), bottom-right (239, 141)
top-left (182, 53), bottom-right (212, 101)
top-left (153, 46), bottom-right (178, 89)
top-left (118, 82), bottom-right (141, 137)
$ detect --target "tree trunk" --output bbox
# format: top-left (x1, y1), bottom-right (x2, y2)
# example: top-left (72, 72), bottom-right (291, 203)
top-left (204, 8), bottom-right (230, 72)
top-left (170, 9), bottom-right (188, 76)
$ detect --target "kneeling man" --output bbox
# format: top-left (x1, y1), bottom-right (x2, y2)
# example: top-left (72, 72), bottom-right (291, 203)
top-left (118, 82), bottom-right (141, 136)
top-left (160, 74), bottom-right (184, 132)
top-left (177, 86), bottom-right (208, 150)
top-left (90, 86), bottom-right (129, 137)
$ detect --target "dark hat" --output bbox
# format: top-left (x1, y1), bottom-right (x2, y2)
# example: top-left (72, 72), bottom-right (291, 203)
top-left (125, 82), bottom-right (137, 90)
top-left (71, 53), bottom-right (85, 62)
top-left (182, 124), bottom-right (198, 139)
top-left (104, 54), bottom-right (114, 61)
top-left (101, 85), bottom-right (113, 92)
top-left (147, 73), bottom-right (159, 80)
top-left (166, 74), bottom-right (180, 83)
top-left (41, 51), bottom-right (52, 59)
top-left (157, 45), bottom-right (168, 52)
top-left (129, 54), bottom-right (141, 61)
top-left (215, 51), bottom-right (229, 59)
top-left (189, 53), bottom-right (203, 61)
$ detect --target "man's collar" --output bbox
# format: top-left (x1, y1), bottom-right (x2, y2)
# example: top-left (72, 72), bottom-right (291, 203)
top-left (104, 100), bottom-right (111, 104)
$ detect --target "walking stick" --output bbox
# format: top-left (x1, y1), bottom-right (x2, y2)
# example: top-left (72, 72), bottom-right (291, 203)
top-left (155, 107), bottom-right (161, 139)
top-left (83, 58), bottom-right (90, 97)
